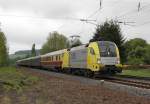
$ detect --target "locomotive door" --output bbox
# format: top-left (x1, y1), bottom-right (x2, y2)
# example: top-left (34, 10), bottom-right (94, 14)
top-left (87, 47), bottom-right (96, 70)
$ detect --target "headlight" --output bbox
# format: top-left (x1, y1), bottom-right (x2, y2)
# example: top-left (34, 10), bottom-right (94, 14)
top-left (97, 58), bottom-right (101, 64)
top-left (117, 58), bottom-right (120, 64)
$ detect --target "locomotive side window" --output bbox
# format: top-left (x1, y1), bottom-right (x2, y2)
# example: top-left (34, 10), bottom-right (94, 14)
top-left (90, 48), bottom-right (95, 55)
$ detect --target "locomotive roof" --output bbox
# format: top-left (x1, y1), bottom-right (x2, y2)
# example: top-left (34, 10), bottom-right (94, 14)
top-left (17, 55), bottom-right (41, 62)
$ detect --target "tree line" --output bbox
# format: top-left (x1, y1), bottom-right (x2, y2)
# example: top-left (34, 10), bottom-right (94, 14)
top-left (0, 20), bottom-right (150, 66)
top-left (0, 32), bottom-right (9, 66)
top-left (40, 31), bottom-right (82, 54)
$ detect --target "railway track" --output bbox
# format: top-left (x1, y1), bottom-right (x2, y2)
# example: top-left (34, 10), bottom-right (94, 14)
top-left (115, 75), bottom-right (150, 81)
top-left (100, 76), bottom-right (150, 89)
top-left (48, 69), bottom-right (150, 89)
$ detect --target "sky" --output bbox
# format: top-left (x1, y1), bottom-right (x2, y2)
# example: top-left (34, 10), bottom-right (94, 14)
top-left (0, 0), bottom-right (150, 54)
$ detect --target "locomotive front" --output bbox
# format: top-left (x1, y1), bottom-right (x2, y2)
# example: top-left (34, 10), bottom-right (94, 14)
top-left (97, 41), bottom-right (122, 74)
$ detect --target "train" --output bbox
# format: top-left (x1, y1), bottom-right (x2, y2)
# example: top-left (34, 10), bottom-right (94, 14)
top-left (17, 41), bottom-right (122, 77)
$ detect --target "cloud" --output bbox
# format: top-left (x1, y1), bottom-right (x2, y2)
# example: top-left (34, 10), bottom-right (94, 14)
top-left (0, 0), bottom-right (84, 19)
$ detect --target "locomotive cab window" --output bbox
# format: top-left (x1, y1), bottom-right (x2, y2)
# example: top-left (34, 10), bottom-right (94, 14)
top-left (98, 41), bottom-right (117, 57)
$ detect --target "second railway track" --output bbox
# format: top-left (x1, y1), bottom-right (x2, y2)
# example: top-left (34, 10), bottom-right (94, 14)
top-left (99, 76), bottom-right (150, 89)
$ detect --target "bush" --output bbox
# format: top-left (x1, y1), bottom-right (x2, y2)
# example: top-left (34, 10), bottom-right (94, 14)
top-left (0, 67), bottom-right (39, 92)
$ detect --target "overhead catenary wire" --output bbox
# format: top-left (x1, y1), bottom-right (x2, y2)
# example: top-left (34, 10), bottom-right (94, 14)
top-left (117, 3), bottom-right (150, 19)
top-left (87, 9), bottom-right (101, 19)
top-left (86, 0), bottom-right (103, 20)
top-left (135, 20), bottom-right (150, 27)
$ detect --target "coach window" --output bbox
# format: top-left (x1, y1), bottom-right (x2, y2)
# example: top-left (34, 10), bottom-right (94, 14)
top-left (57, 55), bottom-right (59, 60)
top-left (58, 55), bottom-right (59, 60)
top-left (59, 55), bottom-right (61, 60)
top-left (56, 56), bottom-right (57, 61)
top-left (57, 55), bottom-right (59, 61)
top-left (90, 48), bottom-right (95, 55)
top-left (52, 56), bottom-right (53, 61)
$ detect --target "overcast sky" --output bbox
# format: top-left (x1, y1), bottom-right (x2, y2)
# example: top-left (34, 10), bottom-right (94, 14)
top-left (0, 0), bottom-right (150, 54)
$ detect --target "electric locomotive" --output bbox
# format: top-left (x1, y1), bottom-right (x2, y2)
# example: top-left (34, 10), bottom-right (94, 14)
top-left (62, 41), bottom-right (122, 76)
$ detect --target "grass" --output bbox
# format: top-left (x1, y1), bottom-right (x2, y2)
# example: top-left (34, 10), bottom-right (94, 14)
top-left (121, 68), bottom-right (150, 77)
top-left (0, 66), bottom-right (39, 92)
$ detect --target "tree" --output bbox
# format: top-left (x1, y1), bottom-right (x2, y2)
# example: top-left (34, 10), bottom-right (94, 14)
top-left (90, 20), bottom-right (125, 63)
top-left (41, 31), bottom-right (70, 54)
top-left (31, 43), bottom-right (36, 57)
top-left (0, 32), bottom-right (9, 66)
top-left (124, 38), bottom-right (148, 65)
top-left (124, 38), bottom-right (147, 54)
top-left (144, 45), bottom-right (150, 64)
top-left (71, 39), bottom-right (82, 48)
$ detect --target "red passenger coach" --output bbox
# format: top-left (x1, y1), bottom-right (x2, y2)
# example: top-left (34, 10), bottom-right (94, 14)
top-left (41, 50), bottom-right (65, 69)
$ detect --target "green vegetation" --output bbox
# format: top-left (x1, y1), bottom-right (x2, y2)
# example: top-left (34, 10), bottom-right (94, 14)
top-left (9, 54), bottom-right (30, 66)
top-left (0, 32), bottom-right (9, 66)
top-left (90, 20), bottom-right (126, 63)
top-left (121, 69), bottom-right (150, 77)
top-left (0, 67), bottom-right (39, 92)
top-left (41, 31), bottom-right (70, 54)
top-left (124, 38), bottom-right (150, 65)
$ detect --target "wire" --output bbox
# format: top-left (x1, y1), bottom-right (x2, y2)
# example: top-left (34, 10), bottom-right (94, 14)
top-left (136, 21), bottom-right (150, 27)
top-left (87, 9), bottom-right (101, 19)
top-left (117, 3), bottom-right (150, 19)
